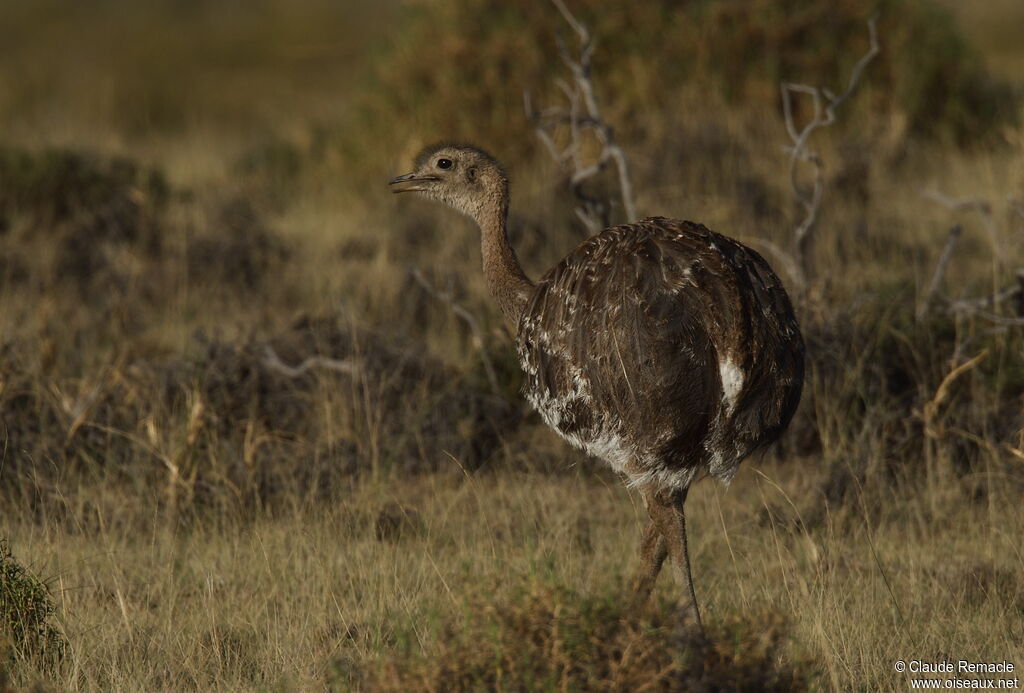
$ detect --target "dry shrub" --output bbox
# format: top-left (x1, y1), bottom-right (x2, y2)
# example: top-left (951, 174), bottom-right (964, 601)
top-left (373, 580), bottom-right (812, 692)
top-left (781, 283), bottom-right (1024, 525)
top-left (0, 314), bottom-right (520, 520)
top-left (0, 145), bottom-right (294, 316)
top-left (0, 146), bottom-right (169, 228)
top-left (0, 146), bottom-right (168, 293)
top-left (186, 197), bottom-right (290, 291)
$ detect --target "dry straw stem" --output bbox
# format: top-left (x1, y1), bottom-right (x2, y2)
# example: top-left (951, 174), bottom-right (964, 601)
top-left (919, 348), bottom-right (988, 441)
top-left (781, 13), bottom-right (880, 288)
top-left (524, 0), bottom-right (637, 233)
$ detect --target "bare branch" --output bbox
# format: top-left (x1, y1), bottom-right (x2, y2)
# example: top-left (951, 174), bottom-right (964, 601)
top-left (550, 0), bottom-right (589, 45)
top-left (921, 189), bottom-right (992, 216)
top-left (918, 225), bottom-right (962, 320)
top-left (780, 14), bottom-right (879, 287)
top-left (1018, 269), bottom-right (1024, 317)
top-left (921, 187), bottom-right (1000, 250)
top-left (262, 346), bottom-right (361, 379)
top-left (946, 281), bottom-right (1022, 314)
top-left (953, 309), bottom-right (1024, 327)
top-left (410, 269), bottom-right (501, 394)
top-left (525, 0), bottom-right (637, 231)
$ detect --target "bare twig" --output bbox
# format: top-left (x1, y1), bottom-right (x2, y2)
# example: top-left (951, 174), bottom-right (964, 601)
top-left (957, 310), bottom-right (1024, 327)
top-left (918, 225), bottom-right (962, 320)
top-left (921, 188), bottom-right (999, 253)
top-left (262, 346), bottom-right (361, 379)
top-left (550, 0), bottom-right (588, 41)
top-left (954, 325), bottom-right (1015, 355)
top-left (922, 189), bottom-right (1023, 320)
top-left (410, 269), bottom-right (501, 394)
top-left (1018, 270), bottom-right (1024, 317)
top-left (525, 0), bottom-right (636, 232)
top-left (921, 189), bottom-right (993, 216)
top-left (946, 281), bottom-right (1022, 314)
top-left (780, 14), bottom-right (880, 288)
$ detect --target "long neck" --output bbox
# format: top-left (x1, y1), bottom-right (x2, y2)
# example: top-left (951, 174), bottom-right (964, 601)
top-left (476, 187), bottom-right (533, 327)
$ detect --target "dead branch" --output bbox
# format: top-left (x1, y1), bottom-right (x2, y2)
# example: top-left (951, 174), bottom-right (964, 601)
top-left (525, 0), bottom-right (636, 232)
top-left (262, 345), bottom-right (361, 379)
top-left (921, 188), bottom-right (999, 252)
top-left (954, 325), bottom-right (1014, 357)
top-left (780, 14), bottom-right (879, 288)
top-left (1018, 270), bottom-right (1024, 317)
top-left (921, 189), bottom-right (993, 216)
top-left (957, 310), bottom-right (1024, 327)
top-left (410, 268), bottom-right (501, 395)
top-left (922, 189), bottom-right (1024, 321)
top-left (918, 225), bottom-right (962, 320)
top-left (946, 280), bottom-right (1023, 314)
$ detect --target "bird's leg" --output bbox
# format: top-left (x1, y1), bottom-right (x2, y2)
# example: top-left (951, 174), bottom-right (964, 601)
top-left (630, 519), bottom-right (668, 607)
top-left (644, 486), bottom-right (703, 633)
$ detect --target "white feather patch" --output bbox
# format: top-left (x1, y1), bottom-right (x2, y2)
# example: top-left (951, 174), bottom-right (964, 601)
top-left (718, 357), bottom-right (744, 415)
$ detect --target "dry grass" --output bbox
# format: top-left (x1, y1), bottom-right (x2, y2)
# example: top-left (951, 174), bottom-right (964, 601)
top-left (5, 465), bottom-right (1022, 690)
top-left (2, 0), bottom-right (1023, 690)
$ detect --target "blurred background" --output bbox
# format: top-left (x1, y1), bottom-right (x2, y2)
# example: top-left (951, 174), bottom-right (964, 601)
top-left (1, 0), bottom-right (1022, 689)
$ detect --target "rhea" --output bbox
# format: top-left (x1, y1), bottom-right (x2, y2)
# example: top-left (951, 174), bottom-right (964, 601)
top-left (390, 144), bottom-right (804, 629)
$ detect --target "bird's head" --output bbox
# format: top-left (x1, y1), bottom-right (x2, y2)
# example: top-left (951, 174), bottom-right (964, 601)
top-left (389, 143), bottom-right (507, 220)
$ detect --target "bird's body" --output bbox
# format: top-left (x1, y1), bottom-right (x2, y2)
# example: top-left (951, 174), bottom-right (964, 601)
top-left (517, 217), bottom-right (803, 493)
top-left (391, 144), bottom-right (805, 631)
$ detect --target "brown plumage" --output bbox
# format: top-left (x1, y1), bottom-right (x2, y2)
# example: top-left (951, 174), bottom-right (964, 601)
top-left (391, 143), bottom-right (804, 631)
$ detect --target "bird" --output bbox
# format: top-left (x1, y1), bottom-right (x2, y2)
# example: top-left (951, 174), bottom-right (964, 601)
top-left (390, 143), bottom-right (805, 631)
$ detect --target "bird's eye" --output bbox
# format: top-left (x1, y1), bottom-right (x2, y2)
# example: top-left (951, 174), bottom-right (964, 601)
top-left (437, 158), bottom-right (453, 170)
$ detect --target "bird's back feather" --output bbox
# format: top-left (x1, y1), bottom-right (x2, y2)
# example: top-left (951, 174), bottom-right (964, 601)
top-left (516, 217), bottom-right (804, 490)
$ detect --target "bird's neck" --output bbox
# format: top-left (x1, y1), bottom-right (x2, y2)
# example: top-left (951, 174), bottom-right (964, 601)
top-left (476, 191), bottom-right (533, 327)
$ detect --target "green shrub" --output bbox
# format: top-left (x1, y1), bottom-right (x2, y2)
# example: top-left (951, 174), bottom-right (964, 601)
top-left (0, 540), bottom-right (66, 670)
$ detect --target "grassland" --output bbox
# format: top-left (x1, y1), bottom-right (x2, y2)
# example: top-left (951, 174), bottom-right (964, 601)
top-left (2, 0), bottom-right (1023, 690)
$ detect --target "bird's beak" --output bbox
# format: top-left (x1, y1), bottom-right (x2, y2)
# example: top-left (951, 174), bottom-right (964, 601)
top-left (388, 172), bottom-right (438, 194)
